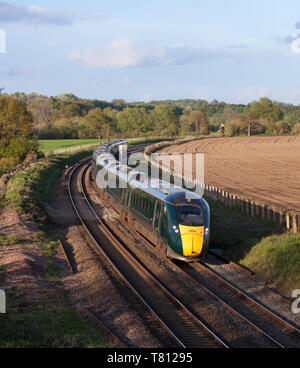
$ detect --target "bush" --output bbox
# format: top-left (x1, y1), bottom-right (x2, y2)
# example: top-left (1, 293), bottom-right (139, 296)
top-left (225, 118), bottom-right (266, 137)
top-left (225, 120), bottom-right (248, 136)
top-left (292, 123), bottom-right (300, 135)
top-left (267, 121), bottom-right (292, 135)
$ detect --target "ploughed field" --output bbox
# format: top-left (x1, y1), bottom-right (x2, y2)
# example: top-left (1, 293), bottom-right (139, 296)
top-left (159, 136), bottom-right (300, 214)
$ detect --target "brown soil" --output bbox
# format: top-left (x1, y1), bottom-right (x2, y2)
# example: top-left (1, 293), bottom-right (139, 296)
top-left (0, 208), bottom-right (65, 304)
top-left (0, 209), bottom-right (38, 240)
top-left (159, 136), bottom-right (300, 213)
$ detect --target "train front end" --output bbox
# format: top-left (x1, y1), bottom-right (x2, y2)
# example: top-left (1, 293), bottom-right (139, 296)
top-left (163, 191), bottom-right (210, 262)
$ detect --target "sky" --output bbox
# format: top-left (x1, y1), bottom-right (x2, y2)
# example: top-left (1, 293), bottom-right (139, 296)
top-left (1, 0), bottom-right (300, 104)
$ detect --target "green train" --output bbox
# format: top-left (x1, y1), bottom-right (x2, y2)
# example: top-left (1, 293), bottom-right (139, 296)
top-left (92, 140), bottom-right (210, 262)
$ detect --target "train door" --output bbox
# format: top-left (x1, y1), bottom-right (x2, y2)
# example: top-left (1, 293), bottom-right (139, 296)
top-left (153, 201), bottom-right (162, 236)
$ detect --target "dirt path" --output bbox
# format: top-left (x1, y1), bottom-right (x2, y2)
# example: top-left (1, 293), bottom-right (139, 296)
top-left (159, 136), bottom-right (300, 213)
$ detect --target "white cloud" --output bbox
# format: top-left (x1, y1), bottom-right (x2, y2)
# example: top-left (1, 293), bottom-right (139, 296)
top-left (0, 1), bottom-right (74, 25)
top-left (0, 1), bottom-right (103, 26)
top-left (69, 40), bottom-right (234, 69)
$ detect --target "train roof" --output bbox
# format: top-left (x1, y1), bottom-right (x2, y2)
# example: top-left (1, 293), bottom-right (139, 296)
top-left (93, 140), bottom-right (205, 204)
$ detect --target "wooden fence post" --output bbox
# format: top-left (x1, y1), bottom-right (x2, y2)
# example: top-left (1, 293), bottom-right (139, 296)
top-left (292, 213), bottom-right (298, 234)
top-left (250, 201), bottom-right (254, 217)
top-left (286, 212), bottom-right (291, 230)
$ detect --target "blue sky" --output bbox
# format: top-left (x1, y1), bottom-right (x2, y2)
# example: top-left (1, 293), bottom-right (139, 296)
top-left (1, 0), bottom-right (300, 103)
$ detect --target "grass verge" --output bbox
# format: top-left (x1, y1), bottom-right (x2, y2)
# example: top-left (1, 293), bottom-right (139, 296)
top-left (241, 234), bottom-right (300, 292)
top-left (5, 150), bottom-right (93, 217)
top-left (0, 289), bottom-right (108, 348)
top-left (207, 197), bottom-right (299, 294)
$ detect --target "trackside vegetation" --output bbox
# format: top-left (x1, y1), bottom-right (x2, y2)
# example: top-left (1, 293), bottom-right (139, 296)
top-left (5, 150), bottom-right (94, 214)
top-left (0, 149), bottom-right (110, 348)
top-left (0, 139), bottom-right (165, 347)
top-left (207, 198), bottom-right (300, 294)
top-left (242, 234), bottom-right (300, 292)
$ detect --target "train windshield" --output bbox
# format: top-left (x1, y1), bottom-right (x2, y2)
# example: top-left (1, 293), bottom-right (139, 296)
top-left (176, 205), bottom-right (204, 227)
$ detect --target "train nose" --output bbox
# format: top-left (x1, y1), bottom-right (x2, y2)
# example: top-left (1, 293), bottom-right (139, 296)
top-left (179, 226), bottom-right (204, 257)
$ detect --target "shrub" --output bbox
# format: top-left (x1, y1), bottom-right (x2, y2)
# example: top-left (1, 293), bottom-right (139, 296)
top-left (267, 121), bottom-right (292, 135)
top-left (225, 119), bottom-right (248, 136)
top-left (292, 123), bottom-right (300, 135)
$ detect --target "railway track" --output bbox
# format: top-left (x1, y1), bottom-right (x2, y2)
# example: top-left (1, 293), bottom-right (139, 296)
top-left (68, 159), bottom-right (228, 349)
top-left (120, 221), bottom-right (299, 348)
top-left (84, 168), bottom-right (299, 348)
top-left (128, 226), bottom-right (300, 348)
top-left (150, 142), bottom-right (300, 347)
top-left (179, 261), bottom-right (300, 348)
top-left (66, 153), bottom-right (300, 348)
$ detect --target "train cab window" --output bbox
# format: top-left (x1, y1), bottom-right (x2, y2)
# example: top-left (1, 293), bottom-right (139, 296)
top-left (177, 205), bottom-right (204, 227)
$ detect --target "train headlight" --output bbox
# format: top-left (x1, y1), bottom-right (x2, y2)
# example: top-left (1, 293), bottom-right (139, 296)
top-left (173, 225), bottom-right (179, 234)
top-left (204, 228), bottom-right (209, 239)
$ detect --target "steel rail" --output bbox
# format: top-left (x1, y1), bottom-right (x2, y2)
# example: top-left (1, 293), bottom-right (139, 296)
top-left (121, 225), bottom-right (286, 348)
top-left (195, 262), bottom-right (300, 336)
top-left (68, 160), bottom-right (228, 348)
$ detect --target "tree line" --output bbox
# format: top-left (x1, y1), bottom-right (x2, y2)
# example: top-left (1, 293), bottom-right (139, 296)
top-left (1, 92), bottom-right (300, 173)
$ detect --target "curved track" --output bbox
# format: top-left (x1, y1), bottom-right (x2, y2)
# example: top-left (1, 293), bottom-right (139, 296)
top-left (66, 153), bottom-right (300, 348)
top-left (123, 218), bottom-right (300, 348)
top-left (68, 159), bottom-right (228, 349)
top-left (178, 261), bottom-right (300, 348)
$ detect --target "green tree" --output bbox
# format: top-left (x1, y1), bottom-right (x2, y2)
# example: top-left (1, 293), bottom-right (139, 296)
top-left (250, 98), bottom-right (284, 123)
top-left (151, 105), bottom-right (179, 136)
top-left (79, 111), bottom-right (115, 139)
top-left (116, 107), bottom-right (153, 136)
top-left (239, 111), bottom-right (258, 136)
top-left (187, 110), bottom-right (210, 135)
top-left (0, 95), bottom-right (38, 170)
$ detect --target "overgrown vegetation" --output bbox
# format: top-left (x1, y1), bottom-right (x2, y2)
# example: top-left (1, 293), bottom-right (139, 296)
top-left (0, 148), bottom-right (110, 348)
top-left (0, 95), bottom-right (39, 173)
top-left (0, 289), bottom-right (108, 348)
top-left (241, 234), bottom-right (300, 292)
top-left (4, 150), bottom-right (93, 217)
top-left (207, 197), bottom-right (299, 294)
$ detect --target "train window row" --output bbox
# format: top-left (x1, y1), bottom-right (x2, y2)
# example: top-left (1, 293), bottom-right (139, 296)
top-left (130, 190), bottom-right (154, 220)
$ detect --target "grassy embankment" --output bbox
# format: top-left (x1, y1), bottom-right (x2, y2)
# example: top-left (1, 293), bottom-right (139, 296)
top-left (207, 198), bottom-right (300, 293)
top-left (0, 149), bottom-right (110, 347)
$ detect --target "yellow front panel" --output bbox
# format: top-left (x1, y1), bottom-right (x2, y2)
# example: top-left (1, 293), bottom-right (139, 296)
top-left (179, 225), bottom-right (204, 257)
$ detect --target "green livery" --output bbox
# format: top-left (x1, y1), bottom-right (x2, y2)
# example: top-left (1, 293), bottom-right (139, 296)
top-left (92, 140), bottom-right (210, 262)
